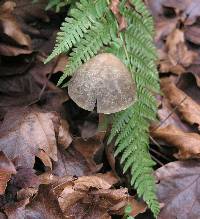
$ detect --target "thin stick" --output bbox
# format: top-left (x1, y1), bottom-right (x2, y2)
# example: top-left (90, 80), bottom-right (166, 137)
top-left (151, 154), bottom-right (164, 166)
top-left (150, 135), bottom-right (161, 149)
top-left (27, 57), bottom-right (59, 107)
top-left (152, 95), bottom-right (187, 131)
top-left (150, 147), bottom-right (171, 162)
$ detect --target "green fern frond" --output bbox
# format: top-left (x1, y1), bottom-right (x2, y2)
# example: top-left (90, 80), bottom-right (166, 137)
top-left (45, 0), bottom-right (108, 64)
top-left (46, 0), bottom-right (160, 217)
top-left (58, 14), bottom-right (117, 85)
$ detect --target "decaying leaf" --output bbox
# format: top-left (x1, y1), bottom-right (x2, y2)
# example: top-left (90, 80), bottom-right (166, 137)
top-left (68, 53), bottom-right (136, 114)
top-left (4, 185), bottom-right (64, 219)
top-left (161, 78), bottom-right (200, 130)
top-left (159, 29), bottom-right (197, 74)
top-left (0, 1), bottom-right (31, 55)
top-left (152, 125), bottom-right (200, 159)
top-left (156, 160), bottom-right (200, 219)
top-left (52, 174), bottom-right (145, 218)
top-left (0, 107), bottom-right (71, 169)
top-left (53, 144), bottom-right (101, 177)
top-left (0, 151), bottom-right (16, 195)
top-left (73, 136), bottom-right (104, 173)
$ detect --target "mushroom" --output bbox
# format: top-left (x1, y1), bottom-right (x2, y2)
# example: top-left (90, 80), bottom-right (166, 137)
top-left (68, 53), bottom-right (136, 114)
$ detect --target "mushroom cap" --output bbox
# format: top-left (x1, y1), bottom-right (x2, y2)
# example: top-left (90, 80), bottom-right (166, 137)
top-left (68, 53), bottom-right (136, 114)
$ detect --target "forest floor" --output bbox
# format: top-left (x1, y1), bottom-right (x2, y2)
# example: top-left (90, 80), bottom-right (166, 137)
top-left (0, 0), bottom-right (200, 218)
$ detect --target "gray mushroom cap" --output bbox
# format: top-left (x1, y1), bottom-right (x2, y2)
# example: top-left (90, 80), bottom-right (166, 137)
top-left (68, 53), bottom-right (136, 114)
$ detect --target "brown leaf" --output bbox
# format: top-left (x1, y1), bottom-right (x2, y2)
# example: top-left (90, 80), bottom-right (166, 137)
top-left (161, 77), bottom-right (200, 130)
top-left (52, 174), bottom-right (143, 218)
top-left (128, 198), bottom-right (147, 217)
top-left (4, 198), bottom-right (30, 219)
top-left (0, 151), bottom-right (16, 195)
top-left (0, 1), bottom-right (31, 48)
top-left (152, 125), bottom-right (200, 159)
top-left (0, 44), bottom-right (32, 56)
top-left (0, 55), bottom-right (68, 111)
top-left (58, 120), bottom-right (72, 149)
top-left (185, 26), bottom-right (200, 46)
top-left (156, 97), bottom-right (191, 131)
top-left (73, 136), bottom-right (104, 173)
top-left (11, 167), bottom-right (39, 190)
top-left (176, 73), bottom-right (200, 102)
top-left (159, 29), bottom-right (197, 74)
top-left (4, 185), bottom-right (64, 219)
top-left (109, 0), bottom-right (127, 31)
top-left (53, 145), bottom-right (99, 177)
top-left (156, 160), bottom-right (200, 219)
top-left (0, 107), bottom-right (71, 169)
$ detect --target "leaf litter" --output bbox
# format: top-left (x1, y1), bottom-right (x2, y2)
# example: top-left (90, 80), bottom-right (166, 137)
top-left (147, 0), bottom-right (200, 218)
top-left (0, 1), bottom-right (146, 218)
top-left (1, 0), bottom-right (200, 218)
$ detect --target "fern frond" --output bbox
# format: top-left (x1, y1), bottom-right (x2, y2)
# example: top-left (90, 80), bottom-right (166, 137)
top-left (109, 0), bottom-right (160, 217)
top-left (45, 0), bottom-right (108, 63)
top-left (58, 14), bottom-right (117, 85)
top-left (46, 0), bottom-right (160, 217)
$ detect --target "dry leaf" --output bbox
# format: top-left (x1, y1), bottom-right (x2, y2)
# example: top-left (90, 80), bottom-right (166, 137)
top-left (53, 144), bottom-right (98, 177)
top-left (0, 1), bottom-right (31, 53)
top-left (152, 125), bottom-right (200, 159)
top-left (73, 136), bottom-right (104, 173)
top-left (159, 29), bottom-right (197, 74)
top-left (0, 107), bottom-right (71, 169)
top-left (156, 160), bottom-right (200, 219)
top-left (161, 78), bottom-right (200, 130)
top-left (0, 151), bottom-right (16, 195)
top-left (4, 185), bottom-right (64, 219)
top-left (52, 174), bottom-right (144, 218)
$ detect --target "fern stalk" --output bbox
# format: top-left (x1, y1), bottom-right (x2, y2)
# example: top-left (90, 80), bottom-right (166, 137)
top-left (46, 0), bottom-right (160, 217)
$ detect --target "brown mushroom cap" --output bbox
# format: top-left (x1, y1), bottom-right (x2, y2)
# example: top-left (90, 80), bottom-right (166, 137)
top-left (68, 53), bottom-right (136, 114)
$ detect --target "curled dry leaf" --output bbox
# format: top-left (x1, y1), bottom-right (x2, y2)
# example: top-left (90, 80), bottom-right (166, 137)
top-left (0, 1), bottom-right (31, 52)
top-left (0, 107), bottom-right (71, 169)
top-left (68, 53), bottom-right (136, 114)
top-left (0, 151), bottom-right (16, 195)
top-left (159, 29), bottom-right (197, 74)
top-left (156, 160), bottom-right (200, 219)
top-left (152, 124), bottom-right (200, 159)
top-left (4, 185), bottom-right (64, 219)
top-left (52, 174), bottom-right (145, 218)
top-left (161, 78), bottom-right (200, 130)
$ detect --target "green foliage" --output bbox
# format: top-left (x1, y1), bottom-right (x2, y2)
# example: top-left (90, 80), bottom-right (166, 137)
top-left (46, 0), bottom-right (160, 217)
top-left (33, 0), bottom-right (75, 12)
